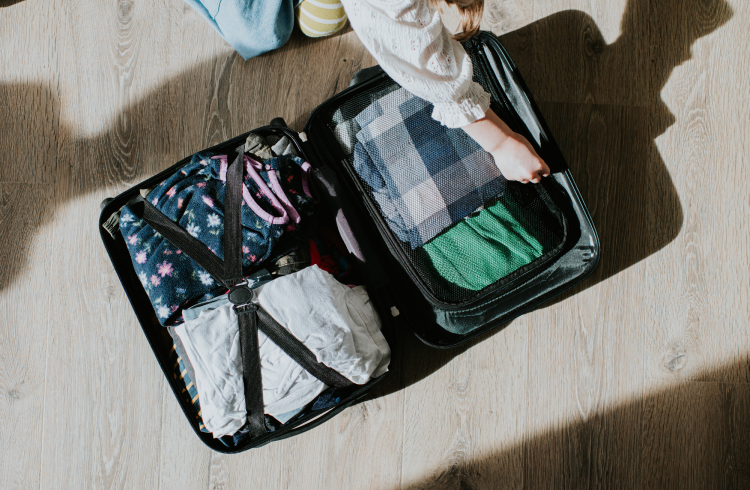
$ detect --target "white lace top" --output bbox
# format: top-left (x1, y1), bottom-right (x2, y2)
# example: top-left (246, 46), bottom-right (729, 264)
top-left (340, 0), bottom-right (491, 128)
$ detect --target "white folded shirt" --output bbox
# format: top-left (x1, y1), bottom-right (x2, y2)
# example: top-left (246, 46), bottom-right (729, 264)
top-left (175, 265), bottom-right (391, 438)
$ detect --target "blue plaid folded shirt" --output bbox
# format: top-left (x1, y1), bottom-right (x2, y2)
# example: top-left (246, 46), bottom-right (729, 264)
top-left (353, 87), bottom-right (507, 249)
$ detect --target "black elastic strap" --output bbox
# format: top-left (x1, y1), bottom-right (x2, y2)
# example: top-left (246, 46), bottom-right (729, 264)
top-left (225, 145), bottom-right (269, 438)
top-left (235, 304), bottom-right (267, 438)
top-left (224, 145), bottom-right (245, 285)
top-left (129, 159), bottom-right (352, 440)
top-left (256, 308), bottom-right (354, 390)
top-left (127, 195), bottom-right (228, 287)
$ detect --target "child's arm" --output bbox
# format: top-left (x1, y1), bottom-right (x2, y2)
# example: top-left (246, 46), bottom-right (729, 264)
top-left (343, 0), bottom-right (549, 182)
top-left (342, 0), bottom-right (489, 128)
top-left (461, 108), bottom-right (550, 183)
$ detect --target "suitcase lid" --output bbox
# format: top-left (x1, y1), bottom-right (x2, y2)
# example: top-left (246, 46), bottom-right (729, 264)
top-left (299, 31), bottom-right (600, 348)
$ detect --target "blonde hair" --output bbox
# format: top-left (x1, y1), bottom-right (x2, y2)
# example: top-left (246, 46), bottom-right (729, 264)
top-left (435, 0), bottom-right (484, 41)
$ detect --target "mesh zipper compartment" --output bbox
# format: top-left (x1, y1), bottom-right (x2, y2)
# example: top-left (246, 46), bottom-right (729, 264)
top-left (308, 53), bottom-right (568, 309)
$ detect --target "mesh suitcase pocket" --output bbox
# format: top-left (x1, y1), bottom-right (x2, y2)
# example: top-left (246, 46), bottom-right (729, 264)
top-left (317, 78), bottom-right (567, 309)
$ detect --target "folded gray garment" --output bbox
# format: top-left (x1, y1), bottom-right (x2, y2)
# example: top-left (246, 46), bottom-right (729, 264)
top-left (267, 134), bottom-right (299, 157)
top-left (245, 133), bottom-right (275, 160)
top-left (332, 117), bottom-right (360, 156)
top-left (267, 247), bottom-right (310, 277)
top-left (245, 133), bottom-right (299, 160)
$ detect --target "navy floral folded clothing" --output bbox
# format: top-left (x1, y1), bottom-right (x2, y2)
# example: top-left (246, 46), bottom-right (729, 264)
top-left (353, 87), bottom-right (507, 249)
top-left (119, 150), bottom-right (314, 326)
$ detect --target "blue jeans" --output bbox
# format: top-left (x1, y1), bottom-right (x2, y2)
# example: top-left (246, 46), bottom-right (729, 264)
top-left (184, 0), bottom-right (300, 59)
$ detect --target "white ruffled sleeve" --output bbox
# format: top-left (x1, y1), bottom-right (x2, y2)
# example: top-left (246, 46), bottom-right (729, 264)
top-left (341, 0), bottom-right (491, 128)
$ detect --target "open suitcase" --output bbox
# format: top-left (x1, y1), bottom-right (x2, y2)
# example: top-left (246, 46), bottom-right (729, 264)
top-left (98, 32), bottom-right (600, 453)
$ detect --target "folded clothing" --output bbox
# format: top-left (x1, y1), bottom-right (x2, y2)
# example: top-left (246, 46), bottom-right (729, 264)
top-left (266, 243), bottom-right (310, 277)
top-left (169, 269), bottom-right (299, 438)
top-left (169, 334), bottom-right (285, 446)
top-left (173, 305), bottom-right (250, 438)
top-left (245, 132), bottom-right (300, 160)
top-left (173, 265), bottom-right (390, 438)
top-left (267, 134), bottom-right (300, 158)
top-left (257, 265), bottom-right (390, 385)
top-left (330, 83), bottom-right (401, 156)
top-left (353, 87), bottom-right (507, 248)
top-left (418, 197), bottom-right (554, 292)
top-left (119, 151), bottom-right (313, 325)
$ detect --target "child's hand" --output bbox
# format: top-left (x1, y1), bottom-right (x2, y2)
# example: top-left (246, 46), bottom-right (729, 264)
top-left (461, 108), bottom-right (550, 184)
top-left (490, 131), bottom-right (550, 184)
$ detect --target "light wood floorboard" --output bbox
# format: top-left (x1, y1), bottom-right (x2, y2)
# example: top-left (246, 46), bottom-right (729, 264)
top-left (0, 0), bottom-right (748, 488)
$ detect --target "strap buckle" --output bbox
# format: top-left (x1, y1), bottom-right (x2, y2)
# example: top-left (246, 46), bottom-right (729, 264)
top-left (228, 279), bottom-right (256, 307)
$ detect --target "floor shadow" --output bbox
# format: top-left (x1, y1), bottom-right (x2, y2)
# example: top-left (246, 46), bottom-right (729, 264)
top-left (366, 0), bottom-right (732, 399)
top-left (0, 28), bottom-right (358, 291)
top-left (0, 0), bottom-right (734, 404)
top-left (507, 0), bottom-right (732, 303)
top-left (0, 0), bottom-right (25, 7)
top-left (0, 8), bottom-right (376, 292)
top-left (385, 358), bottom-right (750, 489)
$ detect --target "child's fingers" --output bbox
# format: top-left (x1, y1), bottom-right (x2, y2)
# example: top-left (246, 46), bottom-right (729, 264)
top-left (528, 158), bottom-right (549, 183)
top-left (540, 159), bottom-right (551, 177)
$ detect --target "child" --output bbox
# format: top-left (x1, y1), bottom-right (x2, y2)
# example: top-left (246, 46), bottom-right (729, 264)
top-left (184, 0), bottom-right (549, 183)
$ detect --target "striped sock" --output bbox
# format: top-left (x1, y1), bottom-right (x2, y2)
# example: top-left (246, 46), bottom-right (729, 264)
top-left (296, 0), bottom-right (348, 38)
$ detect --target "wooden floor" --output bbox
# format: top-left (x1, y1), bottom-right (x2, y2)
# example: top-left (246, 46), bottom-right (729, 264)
top-left (1, 0), bottom-right (748, 488)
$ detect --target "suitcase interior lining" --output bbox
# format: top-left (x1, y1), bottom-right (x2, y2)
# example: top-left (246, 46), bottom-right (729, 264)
top-left (313, 76), bottom-right (567, 308)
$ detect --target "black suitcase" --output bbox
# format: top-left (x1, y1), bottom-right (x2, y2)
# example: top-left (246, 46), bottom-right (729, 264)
top-left (98, 32), bottom-right (599, 453)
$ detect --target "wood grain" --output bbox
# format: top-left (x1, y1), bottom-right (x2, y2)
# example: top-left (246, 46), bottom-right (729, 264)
top-left (399, 322), bottom-right (527, 490)
top-left (37, 1), bottom-right (180, 488)
top-left (523, 278), bottom-right (645, 489)
top-left (0, 0), bottom-right (59, 184)
top-left (156, 388), bottom-right (213, 490)
top-left (644, 0), bottom-right (749, 387)
top-left (0, 184), bottom-right (54, 490)
top-left (0, 82), bottom-right (59, 185)
top-left (642, 382), bottom-right (750, 489)
top-left (281, 392), bottom-right (404, 490)
top-left (532, 0), bottom-right (649, 107)
top-left (0, 0), bottom-right (748, 488)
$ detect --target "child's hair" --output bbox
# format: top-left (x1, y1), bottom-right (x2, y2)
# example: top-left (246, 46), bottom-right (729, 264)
top-left (436, 0), bottom-right (484, 41)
